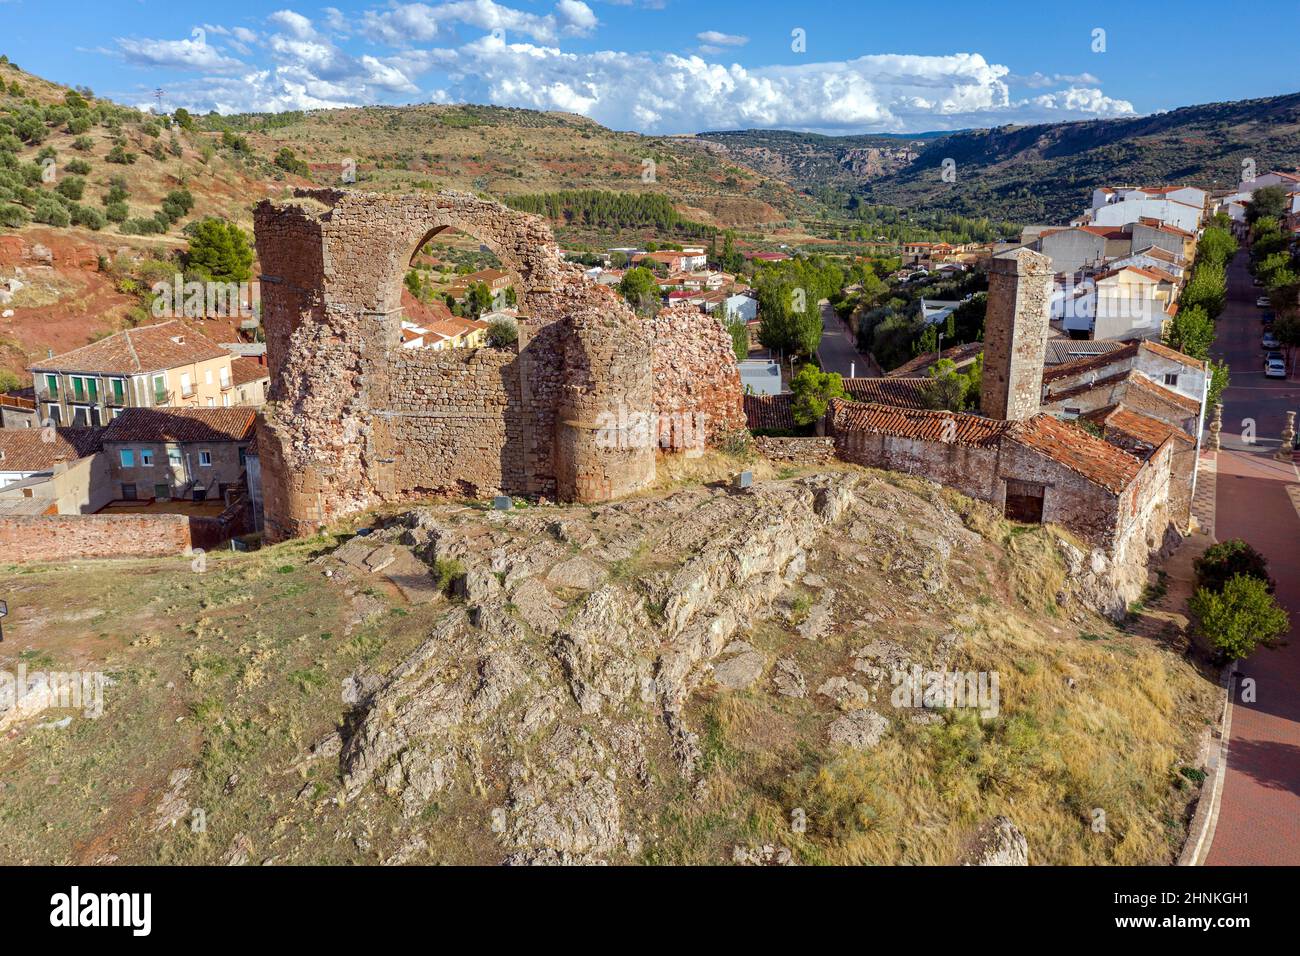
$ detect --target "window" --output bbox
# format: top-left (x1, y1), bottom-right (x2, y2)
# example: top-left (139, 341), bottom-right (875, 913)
top-left (119, 449), bottom-right (135, 468)
top-left (71, 376), bottom-right (86, 401)
top-left (110, 378), bottom-right (126, 403)
top-left (72, 406), bottom-right (93, 427)
top-left (44, 373), bottom-right (58, 397)
top-left (168, 447), bottom-right (182, 467)
top-left (219, 367), bottom-right (231, 388)
top-left (140, 449), bottom-right (154, 467)
top-left (45, 403), bottom-right (61, 425)
top-left (121, 483), bottom-right (137, 500)
top-left (180, 372), bottom-right (193, 398)
top-left (86, 377), bottom-right (98, 402)
top-left (1062, 407), bottom-right (1081, 420)
top-left (238, 447), bottom-right (247, 468)
top-left (1164, 373), bottom-right (1179, 387)
top-left (204, 369), bottom-right (213, 385)
top-left (198, 451), bottom-right (213, 467)
top-left (153, 483), bottom-right (170, 500)
top-left (206, 397), bottom-right (216, 407)
top-left (153, 374), bottom-right (167, 404)
top-left (222, 393), bottom-right (231, 407)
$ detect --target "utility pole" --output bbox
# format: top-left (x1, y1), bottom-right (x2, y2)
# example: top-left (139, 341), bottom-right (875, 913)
top-left (153, 88), bottom-right (165, 114)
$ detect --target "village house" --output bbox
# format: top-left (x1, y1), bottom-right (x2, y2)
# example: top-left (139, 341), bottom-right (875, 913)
top-left (0, 426), bottom-right (108, 515)
top-left (29, 320), bottom-right (268, 427)
top-left (446, 267), bottom-right (512, 301)
top-left (101, 406), bottom-right (258, 505)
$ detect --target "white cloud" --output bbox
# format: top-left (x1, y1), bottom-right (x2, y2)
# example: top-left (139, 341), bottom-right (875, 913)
top-left (268, 10), bottom-right (318, 40)
top-left (116, 34), bottom-right (245, 73)
top-left (111, 12), bottom-right (1134, 132)
top-left (696, 31), bottom-right (747, 47)
top-left (360, 1), bottom-right (597, 46)
top-left (434, 39), bottom-right (1135, 133)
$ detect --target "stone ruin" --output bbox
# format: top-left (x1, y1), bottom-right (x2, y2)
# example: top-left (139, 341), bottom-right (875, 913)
top-left (253, 189), bottom-right (744, 541)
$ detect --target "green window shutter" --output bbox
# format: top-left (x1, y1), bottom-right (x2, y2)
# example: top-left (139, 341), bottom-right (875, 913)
top-left (88, 378), bottom-right (98, 401)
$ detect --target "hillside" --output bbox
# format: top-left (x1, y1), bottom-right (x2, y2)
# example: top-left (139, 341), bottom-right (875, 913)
top-left (0, 467), bottom-right (1220, 865)
top-left (690, 129), bottom-right (931, 193)
top-left (704, 92), bottom-right (1300, 223)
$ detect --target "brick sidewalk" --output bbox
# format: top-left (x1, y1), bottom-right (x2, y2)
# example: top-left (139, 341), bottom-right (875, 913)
top-left (1204, 446), bottom-right (1300, 865)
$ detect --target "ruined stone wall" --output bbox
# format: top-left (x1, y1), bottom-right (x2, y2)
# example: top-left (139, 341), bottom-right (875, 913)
top-left (254, 190), bottom-right (728, 537)
top-left (755, 436), bottom-right (836, 465)
top-left (649, 305), bottom-right (746, 452)
top-left (369, 347), bottom-right (522, 500)
top-left (1111, 440), bottom-right (1176, 598)
top-left (833, 429), bottom-right (1002, 504)
top-left (980, 249), bottom-right (1053, 420)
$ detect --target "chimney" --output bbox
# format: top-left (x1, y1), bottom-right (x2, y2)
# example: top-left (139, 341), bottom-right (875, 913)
top-left (979, 248), bottom-right (1053, 421)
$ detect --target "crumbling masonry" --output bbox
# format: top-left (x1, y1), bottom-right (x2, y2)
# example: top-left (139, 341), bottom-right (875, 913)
top-left (254, 189), bottom-right (743, 541)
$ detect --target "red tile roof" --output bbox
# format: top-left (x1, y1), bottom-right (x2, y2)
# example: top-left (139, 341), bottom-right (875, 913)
top-left (886, 341), bottom-right (984, 378)
top-left (229, 357), bottom-right (269, 387)
top-left (842, 377), bottom-right (932, 408)
top-left (0, 427), bottom-right (103, 471)
top-left (1099, 406), bottom-right (1195, 449)
top-left (30, 321), bottom-right (230, 376)
top-left (829, 400), bottom-right (1012, 447)
top-left (1041, 342), bottom-right (1141, 383)
top-left (1007, 415), bottom-right (1143, 494)
top-left (102, 407), bottom-right (257, 444)
top-left (1127, 373), bottom-right (1202, 415)
top-left (1138, 339), bottom-right (1206, 371)
top-left (744, 394), bottom-right (795, 431)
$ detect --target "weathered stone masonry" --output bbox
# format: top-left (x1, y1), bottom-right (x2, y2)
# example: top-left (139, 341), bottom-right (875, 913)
top-left (254, 189), bottom-right (742, 541)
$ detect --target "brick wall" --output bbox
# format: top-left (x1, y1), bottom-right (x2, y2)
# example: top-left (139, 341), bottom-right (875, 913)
top-left (0, 514), bottom-right (193, 563)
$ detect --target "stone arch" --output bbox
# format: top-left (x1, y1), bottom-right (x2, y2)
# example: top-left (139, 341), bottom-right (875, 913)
top-left (253, 189), bottom-right (658, 541)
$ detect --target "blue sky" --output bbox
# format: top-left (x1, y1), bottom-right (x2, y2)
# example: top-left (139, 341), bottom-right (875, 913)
top-left (1, 0), bottom-right (1294, 134)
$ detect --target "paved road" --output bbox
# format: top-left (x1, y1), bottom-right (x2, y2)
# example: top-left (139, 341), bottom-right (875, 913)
top-left (815, 300), bottom-right (880, 378)
top-left (1204, 249), bottom-right (1300, 865)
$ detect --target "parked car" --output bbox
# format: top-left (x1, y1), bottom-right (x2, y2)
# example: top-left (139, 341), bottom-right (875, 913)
top-left (1261, 311), bottom-right (1275, 325)
top-left (1262, 331), bottom-right (1281, 349)
top-left (1253, 276), bottom-right (1264, 287)
top-left (1265, 355), bottom-right (1287, 378)
top-left (1256, 295), bottom-right (1271, 308)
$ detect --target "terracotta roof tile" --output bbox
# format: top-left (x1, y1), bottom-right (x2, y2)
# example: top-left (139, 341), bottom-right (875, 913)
top-left (842, 377), bottom-right (932, 408)
top-left (29, 321), bottom-right (230, 375)
top-left (1041, 342), bottom-right (1141, 383)
top-left (1137, 339), bottom-right (1206, 371)
top-left (744, 393), bottom-right (795, 431)
top-left (1007, 415), bottom-right (1143, 494)
top-left (102, 407), bottom-right (257, 444)
top-left (1101, 406), bottom-right (1195, 449)
top-left (229, 357), bottom-right (269, 387)
top-left (886, 341), bottom-right (983, 378)
top-left (0, 427), bottom-right (103, 471)
top-left (1127, 373), bottom-right (1201, 415)
top-left (829, 400), bottom-right (1012, 447)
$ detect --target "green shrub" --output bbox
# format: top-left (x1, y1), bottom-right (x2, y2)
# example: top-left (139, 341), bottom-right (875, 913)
top-left (106, 144), bottom-right (136, 164)
top-left (70, 204), bottom-right (104, 230)
top-left (71, 135), bottom-right (94, 151)
top-left (1190, 574), bottom-right (1290, 662)
top-left (431, 558), bottom-right (466, 597)
top-left (64, 158), bottom-right (91, 175)
top-left (104, 200), bottom-right (129, 223)
top-left (54, 175), bottom-right (85, 200)
top-left (0, 202), bottom-right (29, 228)
top-left (1194, 539), bottom-right (1273, 594)
top-left (486, 315), bottom-right (519, 347)
top-left (32, 196), bottom-right (70, 227)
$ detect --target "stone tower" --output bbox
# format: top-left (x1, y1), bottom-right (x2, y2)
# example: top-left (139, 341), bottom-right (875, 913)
top-left (980, 247), bottom-right (1054, 420)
